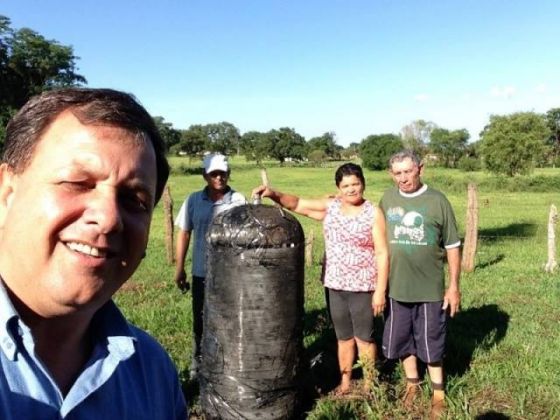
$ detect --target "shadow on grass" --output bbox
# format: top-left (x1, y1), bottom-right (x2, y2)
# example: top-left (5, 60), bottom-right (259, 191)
top-left (296, 306), bottom-right (391, 418)
top-left (475, 411), bottom-right (511, 420)
top-left (475, 253), bottom-right (505, 270)
top-left (446, 304), bottom-right (510, 377)
top-left (298, 307), bottom-right (339, 416)
top-left (478, 223), bottom-right (538, 242)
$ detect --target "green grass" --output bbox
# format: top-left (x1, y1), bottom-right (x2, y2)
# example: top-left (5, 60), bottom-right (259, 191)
top-left (115, 160), bottom-right (560, 419)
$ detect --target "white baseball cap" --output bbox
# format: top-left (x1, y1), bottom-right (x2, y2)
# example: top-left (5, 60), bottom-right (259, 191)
top-left (203, 153), bottom-right (229, 173)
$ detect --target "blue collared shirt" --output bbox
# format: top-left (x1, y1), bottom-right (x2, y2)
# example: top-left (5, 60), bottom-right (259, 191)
top-left (175, 186), bottom-right (246, 277)
top-left (0, 282), bottom-right (187, 419)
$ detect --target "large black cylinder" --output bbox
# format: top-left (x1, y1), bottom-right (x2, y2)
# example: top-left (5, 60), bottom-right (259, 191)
top-left (200, 204), bottom-right (305, 419)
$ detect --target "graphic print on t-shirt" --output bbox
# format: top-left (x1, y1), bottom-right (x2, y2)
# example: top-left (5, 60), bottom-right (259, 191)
top-left (385, 205), bottom-right (437, 249)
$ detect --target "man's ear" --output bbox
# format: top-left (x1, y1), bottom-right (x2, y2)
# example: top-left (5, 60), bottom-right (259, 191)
top-left (418, 163), bottom-right (425, 177)
top-left (0, 164), bottom-right (16, 228)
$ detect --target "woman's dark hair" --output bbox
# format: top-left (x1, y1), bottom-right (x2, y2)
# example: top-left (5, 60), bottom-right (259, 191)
top-left (334, 163), bottom-right (365, 189)
top-left (3, 87), bottom-right (169, 204)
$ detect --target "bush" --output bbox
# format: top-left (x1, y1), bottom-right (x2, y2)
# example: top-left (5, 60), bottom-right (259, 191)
top-left (308, 149), bottom-right (327, 166)
top-left (359, 134), bottom-right (402, 170)
top-left (458, 156), bottom-right (481, 172)
top-left (173, 163), bottom-right (202, 176)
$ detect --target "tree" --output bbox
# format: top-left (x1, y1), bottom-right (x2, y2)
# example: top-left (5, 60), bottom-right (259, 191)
top-left (308, 149), bottom-right (328, 166)
top-left (0, 16), bottom-right (86, 142)
top-left (307, 132), bottom-right (342, 160)
top-left (545, 108), bottom-right (560, 165)
top-left (153, 116), bottom-right (181, 150)
top-left (240, 130), bottom-right (271, 165)
top-left (480, 112), bottom-right (550, 176)
top-left (340, 142), bottom-right (360, 160)
top-left (359, 133), bottom-right (403, 170)
top-left (400, 119), bottom-right (436, 156)
top-left (266, 127), bottom-right (307, 164)
top-left (175, 125), bottom-right (207, 158)
top-left (205, 122), bottom-right (240, 155)
top-left (429, 128), bottom-right (470, 168)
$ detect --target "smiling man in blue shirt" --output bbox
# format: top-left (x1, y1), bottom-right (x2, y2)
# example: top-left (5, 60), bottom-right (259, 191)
top-left (0, 88), bottom-right (187, 419)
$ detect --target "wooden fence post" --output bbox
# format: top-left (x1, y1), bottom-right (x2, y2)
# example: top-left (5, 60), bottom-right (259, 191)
top-left (305, 230), bottom-right (314, 267)
top-left (163, 185), bottom-right (174, 265)
top-left (461, 183), bottom-right (478, 273)
top-left (544, 204), bottom-right (558, 273)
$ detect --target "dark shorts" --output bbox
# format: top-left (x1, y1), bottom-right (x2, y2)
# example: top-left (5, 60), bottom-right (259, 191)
top-left (382, 298), bottom-right (447, 364)
top-left (328, 289), bottom-right (374, 343)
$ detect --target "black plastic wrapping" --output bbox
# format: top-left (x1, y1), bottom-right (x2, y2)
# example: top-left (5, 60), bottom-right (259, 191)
top-left (200, 204), bottom-right (305, 420)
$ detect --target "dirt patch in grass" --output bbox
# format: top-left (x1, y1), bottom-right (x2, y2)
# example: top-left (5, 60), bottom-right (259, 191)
top-left (470, 387), bottom-right (516, 417)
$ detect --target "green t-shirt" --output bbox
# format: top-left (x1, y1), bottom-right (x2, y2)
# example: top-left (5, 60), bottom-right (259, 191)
top-left (380, 185), bottom-right (460, 302)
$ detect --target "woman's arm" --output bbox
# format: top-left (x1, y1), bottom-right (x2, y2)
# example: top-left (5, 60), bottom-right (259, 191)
top-left (251, 185), bottom-right (330, 221)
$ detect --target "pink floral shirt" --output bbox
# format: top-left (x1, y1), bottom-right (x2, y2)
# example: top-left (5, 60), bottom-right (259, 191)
top-left (323, 198), bottom-right (377, 292)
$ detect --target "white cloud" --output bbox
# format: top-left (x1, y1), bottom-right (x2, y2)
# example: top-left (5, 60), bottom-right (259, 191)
top-left (534, 83), bottom-right (547, 94)
top-left (490, 85), bottom-right (516, 99)
top-left (414, 93), bottom-right (430, 102)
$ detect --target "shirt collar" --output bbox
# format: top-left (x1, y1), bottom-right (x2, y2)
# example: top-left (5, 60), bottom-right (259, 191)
top-left (202, 186), bottom-right (233, 203)
top-left (90, 300), bottom-right (137, 361)
top-left (0, 278), bottom-right (136, 362)
top-left (0, 278), bottom-right (20, 360)
top-left (398, 184), bottom-right (428, 198)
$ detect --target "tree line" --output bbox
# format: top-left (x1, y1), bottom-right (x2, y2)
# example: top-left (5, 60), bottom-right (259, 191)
top-left (360, 112), bottom-right (560, 176)
top-left (159, 111), bottom-right (560, 177)
top-left (2, 15), bottom-right (559, 176)
top-left (154, 118), bottom-right (351, 165)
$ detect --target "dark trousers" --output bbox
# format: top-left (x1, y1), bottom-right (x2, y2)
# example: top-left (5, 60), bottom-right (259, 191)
top-left (192, 275), bottom-right (205, 358)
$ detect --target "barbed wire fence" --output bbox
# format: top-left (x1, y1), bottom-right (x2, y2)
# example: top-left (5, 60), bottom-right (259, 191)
top-left (461, 183), bottom-right (557, 273)
top-left (161, 183), bottom-right (558, 274)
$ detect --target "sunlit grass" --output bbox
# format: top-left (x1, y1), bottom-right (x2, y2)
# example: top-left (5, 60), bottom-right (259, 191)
top-left (115, 159), bottom-right (560, 418)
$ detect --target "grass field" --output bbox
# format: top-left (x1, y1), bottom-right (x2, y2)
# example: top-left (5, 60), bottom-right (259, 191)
top-left (115, 157), bottom-right (560, 419)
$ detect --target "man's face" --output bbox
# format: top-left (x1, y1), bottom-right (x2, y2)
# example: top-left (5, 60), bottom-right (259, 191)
top-left (0, 111), bottom-right (157, 318)
top-left (390, 157), bottom-right (423, 193)
top-left (203, 170), bottom-right (229, 193)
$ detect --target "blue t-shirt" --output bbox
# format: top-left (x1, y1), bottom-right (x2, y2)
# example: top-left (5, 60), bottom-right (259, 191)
top-left (0, 282), bottom-right (187, 419)
top-left (175, 186), bottom-right (246, 277)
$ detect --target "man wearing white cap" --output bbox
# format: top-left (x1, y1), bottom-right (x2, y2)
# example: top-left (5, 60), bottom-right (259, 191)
top-left (174, 154), bottom-right (246, 376)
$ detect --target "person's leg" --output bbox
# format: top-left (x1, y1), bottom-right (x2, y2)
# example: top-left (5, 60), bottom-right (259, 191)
top-left (427, 362), bottom-right (443, 385)
top-left (401, 354), bottom-right (421, 408)
top-left (414, 301), bottom-right (447, 418)
top-left (382, 299), bottom-right (421, 405)
top-left (427, 361), bottom-right (445, 416)
top-left (402, 354), bottom-right (419, 379)
top-left (337, 338), bottom-right (355, 393)
top-left (191, 276), bottom-right (205, 359)
top-left (328, 289), bottom-right (355, 393)
top-left (348, 291), bottom-right (376, 391)
top-left (355, 337), bottom-right (376, 391)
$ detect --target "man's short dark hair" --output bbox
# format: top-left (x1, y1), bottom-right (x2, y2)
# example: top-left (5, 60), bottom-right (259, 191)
top-left (3, 88), bottom-right (169, 204)
top-left (334, 162), bottom-right (366, 189)
top-left (388, 150), bottom-right (422, 169)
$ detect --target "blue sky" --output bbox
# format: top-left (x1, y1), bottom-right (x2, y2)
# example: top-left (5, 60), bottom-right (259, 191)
top-left (3, 0), bottom-right (560, 146)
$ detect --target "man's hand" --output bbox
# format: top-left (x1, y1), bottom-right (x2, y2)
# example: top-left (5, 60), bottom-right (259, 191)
top-left (372, 289), bottom-right (386, 317)
top-left (175, 269), bottom-right (190, 294)
top-left (442, 288), bottom-right (461, 317)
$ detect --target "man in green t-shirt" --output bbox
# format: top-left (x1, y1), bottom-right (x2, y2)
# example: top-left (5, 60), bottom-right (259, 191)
top-left (380, 150), bottom-right (461, 419)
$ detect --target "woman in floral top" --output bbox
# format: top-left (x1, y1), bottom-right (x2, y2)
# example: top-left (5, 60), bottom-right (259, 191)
top-left (252, 163), bottom-right (388, 395)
